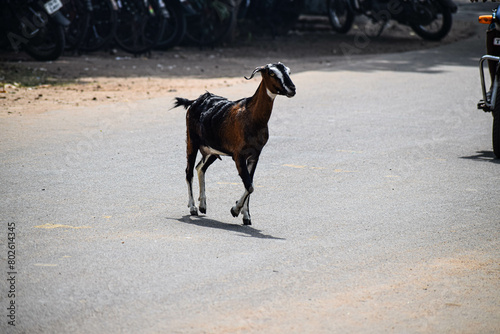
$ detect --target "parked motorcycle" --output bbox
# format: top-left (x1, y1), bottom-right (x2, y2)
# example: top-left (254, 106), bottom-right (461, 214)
top-left (477, 5), bottom-right (500, 158)
top-left (156, 0), bottom-right (192, 50)
top-left (0, 0), bottom-right (70, 60)
top-left (238, 0), bottom-right (305, 37)
top-left (61, 0), bottom-right (93, 51)
top-left (75, 0), bottom-right (119, 52)
top-left (183, 0), bottom-right (237, 47)
top-left (326, 0), bottom-right (457, 41)
top-left (114, 0), bottom-right (171, 54)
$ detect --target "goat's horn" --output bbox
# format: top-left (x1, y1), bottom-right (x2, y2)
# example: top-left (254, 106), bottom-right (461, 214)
top-left (244, 66), bottom-right (265, 80)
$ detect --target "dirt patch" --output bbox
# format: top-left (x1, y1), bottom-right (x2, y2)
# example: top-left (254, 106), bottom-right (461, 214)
top-left (173, 252), bottom-right (499, 333)
top-left (0, 16), bottom-right (475, 115)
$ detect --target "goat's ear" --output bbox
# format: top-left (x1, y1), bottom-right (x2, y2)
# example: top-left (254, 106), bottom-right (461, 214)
top-left (244, 66), bottom-right (266, 80)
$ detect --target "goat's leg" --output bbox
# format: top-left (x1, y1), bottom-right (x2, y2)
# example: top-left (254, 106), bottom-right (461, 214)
top-left (231, 188), bottom-right (253, 222)
top-left (241, 197), bottom-right (251, 225)
top-left (196, 155), bottom-right (217, 214)
top-left (231, 155), bottom-right (256, 225)
top-left (240, 157), bottom-right (259, 225)
top-left (186, 138), bottom-right (199, 216)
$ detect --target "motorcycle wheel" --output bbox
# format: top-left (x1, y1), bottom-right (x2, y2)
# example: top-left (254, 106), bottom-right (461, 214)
top-left (492, 75), bottom-right (500, 158)
top-left (184, 0), bottom-right (236, 47)
top-left (80, 0), bottom-right (118, 52)
top-left (156, 0), bottom-right (186, 50)
top-left (62, 0), bottom-right (91, 51)
top-left (327, 0), bottom-right (354, 34)
top-left (24, 20), bottom-right (66, 61)
top-left (114, 0), bottom-right (165, 55)
top-left (410, 5), bottom-right (452, 41)
top-left (493, 111), bottom-right (500, 158)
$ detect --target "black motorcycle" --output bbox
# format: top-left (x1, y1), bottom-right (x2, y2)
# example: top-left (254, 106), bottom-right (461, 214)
top-left (327, 0), bottom-right (457, 41)
top-left (113, 0), bottom-right (170, 54)
top-left (477, 5), bottom-right (500, 158)
top-left (0, 0), bottom-right (70, 60)
top-left (156, 0), bottom-right (191, 50)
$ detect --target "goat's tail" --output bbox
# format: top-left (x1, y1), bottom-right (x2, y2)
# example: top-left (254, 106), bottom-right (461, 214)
top-left (173, 97), bottom-right (194, 110)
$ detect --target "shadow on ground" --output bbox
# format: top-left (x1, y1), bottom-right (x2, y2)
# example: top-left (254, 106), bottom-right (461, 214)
top-left (172, 215), bottom-right (286, 240)
top-left (461, 150), bottom-right (500, 163)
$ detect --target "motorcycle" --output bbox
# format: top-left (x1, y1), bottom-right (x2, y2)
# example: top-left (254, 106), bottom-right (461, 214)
top-left (326, 0), bottom-right (457, 41)
top-left (0, 0), bottom-right (70, 61)
top-left (477, 5), bottom-right (500, 158)
top-left (183, 0), bottom-right (237, 47)
top-left (238, 0), bottom-right (305, 37)
top-left (113, 0), bottom-right (170, 54)
top-left (156, 0), bottom-right (194, 50)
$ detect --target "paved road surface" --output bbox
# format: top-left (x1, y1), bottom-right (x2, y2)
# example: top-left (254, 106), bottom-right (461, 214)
top-left (1, 9), bottom-right (499, 334)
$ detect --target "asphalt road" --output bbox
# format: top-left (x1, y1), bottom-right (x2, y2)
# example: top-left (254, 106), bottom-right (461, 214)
top-left (1, 14), bottom-right (500, 334)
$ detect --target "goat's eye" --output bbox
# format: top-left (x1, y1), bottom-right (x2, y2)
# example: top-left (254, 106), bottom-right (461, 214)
top-left (270, 72), bottom-right (275, 77)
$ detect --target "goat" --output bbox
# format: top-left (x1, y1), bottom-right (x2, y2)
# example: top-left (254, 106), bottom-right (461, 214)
top-left (173, 62), bottom-right (296, 225)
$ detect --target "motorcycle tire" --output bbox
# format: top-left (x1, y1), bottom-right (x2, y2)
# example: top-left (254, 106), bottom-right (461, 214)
top-left (114, 0), bottom-right (166, 55)
top-left (410, 5), bottom-right (452, 41)
top-left (24, 20), bottom-right (66, 61)
top-left (156, 0), bottom-right (186, 50)
top-left (493, 112), bottom-right (500, 158)
top-left (62, 0), bottom-right (91, 51)
top-left (80, 0), bottom-right (118, 52)
top-left (492, 76), bottom-right (500, 158)
top-left (327, 0), bottom-right (354, 34)
top-left (184, 0), bottom-right (236, 47)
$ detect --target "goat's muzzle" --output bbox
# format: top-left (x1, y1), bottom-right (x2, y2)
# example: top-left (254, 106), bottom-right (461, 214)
top-left (285, 85), bottom-right (296, 98)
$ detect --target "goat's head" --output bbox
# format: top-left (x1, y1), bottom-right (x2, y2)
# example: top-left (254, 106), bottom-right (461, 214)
top-left (245, 63), bottom-right (296, 98)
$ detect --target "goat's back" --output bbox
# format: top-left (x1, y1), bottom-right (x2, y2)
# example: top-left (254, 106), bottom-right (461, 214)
top-left (186, 92), bottom-right (248, 124)
top-left (181, 92), bottom-right (250, 155)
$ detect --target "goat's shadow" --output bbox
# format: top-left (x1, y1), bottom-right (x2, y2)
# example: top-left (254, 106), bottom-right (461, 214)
top-left (172, 215), bottom-right (285, 240)
top-left (460, 151), bottom-right (500, 164)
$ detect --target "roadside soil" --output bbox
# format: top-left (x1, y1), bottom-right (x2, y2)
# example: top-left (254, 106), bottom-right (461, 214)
top-left (0, 15), bottom-right (476, 115)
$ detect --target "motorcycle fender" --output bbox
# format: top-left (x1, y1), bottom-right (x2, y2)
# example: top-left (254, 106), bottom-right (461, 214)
top-left (438, 0), bottom-right (457, 13)
top-left (51, 11), bottom-right (70, 27)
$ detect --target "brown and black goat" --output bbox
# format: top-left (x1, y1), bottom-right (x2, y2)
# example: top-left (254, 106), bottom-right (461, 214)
top-left (173, 63), bottom-right (296, 225)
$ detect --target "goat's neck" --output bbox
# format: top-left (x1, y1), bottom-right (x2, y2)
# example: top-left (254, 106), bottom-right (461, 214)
top-left (248, 81), bottom-right (275, 126)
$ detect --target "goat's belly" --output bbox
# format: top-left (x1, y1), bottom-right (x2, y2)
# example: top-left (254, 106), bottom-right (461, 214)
top-left (200, 145), bottom-right (230, 157)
